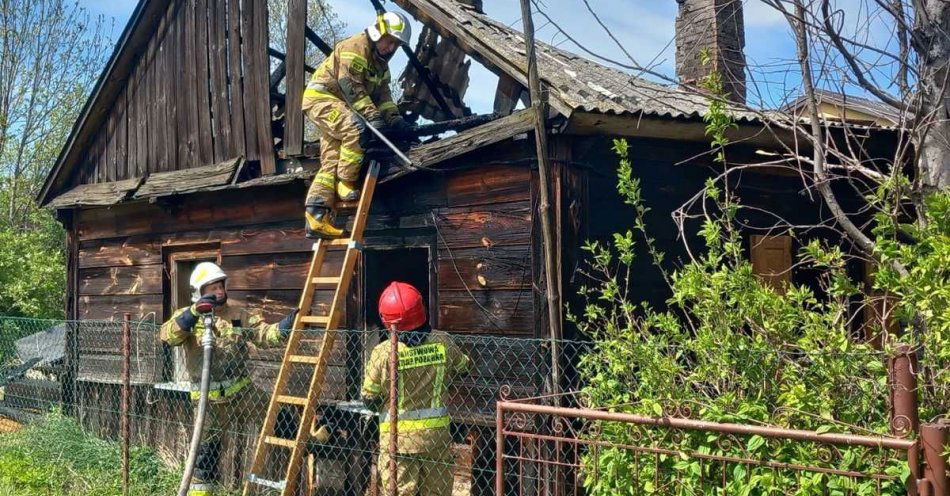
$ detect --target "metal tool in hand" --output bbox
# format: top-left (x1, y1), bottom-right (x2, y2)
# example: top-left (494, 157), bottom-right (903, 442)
top-left (353, 107), bottom-right (415, 168)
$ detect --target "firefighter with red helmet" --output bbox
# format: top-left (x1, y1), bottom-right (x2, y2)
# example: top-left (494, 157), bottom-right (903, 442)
top-left (361, 281), bottom-right (469, 495)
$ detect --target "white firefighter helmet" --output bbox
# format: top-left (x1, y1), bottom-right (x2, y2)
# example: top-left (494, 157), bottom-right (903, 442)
top-left (367, 11), bottom-right (411, 45)
top-left (190, 262), bottom-right (227, 302)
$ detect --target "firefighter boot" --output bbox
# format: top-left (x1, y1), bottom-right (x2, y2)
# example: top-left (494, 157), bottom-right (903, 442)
top-left (187, 482), bottom-right (215, 496)
top-left (336, 180), bottom-right (360, 202)
top-left (190, 439), bottom-right (219, 495)
top-left (305, 205), bottom-right (344, 239)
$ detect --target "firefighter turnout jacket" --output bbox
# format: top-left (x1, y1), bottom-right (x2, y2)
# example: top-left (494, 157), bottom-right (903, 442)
top-left (361, 330), bottom-right (470, 453)
top-left (161, 303), bottom-right (283, 401)
top-left (302, 32), bottom-right (401, 125)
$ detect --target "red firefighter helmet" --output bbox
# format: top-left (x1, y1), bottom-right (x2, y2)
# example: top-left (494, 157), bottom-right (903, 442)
top-left (378, 281), bottom-right (427, 331)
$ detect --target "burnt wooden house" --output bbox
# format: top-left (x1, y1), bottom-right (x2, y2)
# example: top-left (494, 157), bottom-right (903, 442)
top-left (35, 0), bottom-right (898, 490)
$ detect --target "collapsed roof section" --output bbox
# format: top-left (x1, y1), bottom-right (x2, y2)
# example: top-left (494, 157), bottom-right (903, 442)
top-left (393, 0), bottom-right (760, 124)
top-left (40, 0), bottom-right (766, 209)
top-left (47, 109), bottom-right (535, 207)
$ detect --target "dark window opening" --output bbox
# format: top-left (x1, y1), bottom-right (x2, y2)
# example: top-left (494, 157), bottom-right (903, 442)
top-left (362, 248), bottom-right (431, 331)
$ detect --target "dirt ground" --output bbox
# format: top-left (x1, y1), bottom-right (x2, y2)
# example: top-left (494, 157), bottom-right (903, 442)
top-left (0, 416), bottom-right (23, 433)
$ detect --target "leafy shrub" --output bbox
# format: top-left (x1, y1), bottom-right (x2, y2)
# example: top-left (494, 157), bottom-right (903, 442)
top-left (570, 139), bottom-right (926, 495)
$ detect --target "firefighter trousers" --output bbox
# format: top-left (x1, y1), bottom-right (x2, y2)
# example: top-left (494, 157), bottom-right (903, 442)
top-left (304, 99), bottom-right (365, 210)
top-left (190, 391), bottom-right (249, 495)
top-left (378, 447), bottom-right (454, 496)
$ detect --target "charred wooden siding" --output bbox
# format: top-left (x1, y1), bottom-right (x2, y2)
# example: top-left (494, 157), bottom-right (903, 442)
top-left (75, 0), bottom-right (274, 188)
top-left (66, 138), bottom-right (556, 485)
top-left (72, 138), bottom-right (537, 371)
top-left (76, 185), bottom-right (311, 322)
top-left (371, 141), bottom-right (536, 336)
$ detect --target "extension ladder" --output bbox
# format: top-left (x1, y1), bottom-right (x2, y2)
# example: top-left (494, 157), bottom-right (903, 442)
top-left (243, 161), bottom-right (380, 496)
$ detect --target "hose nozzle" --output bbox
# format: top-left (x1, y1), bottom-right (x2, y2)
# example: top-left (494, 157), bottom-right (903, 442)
top-left (200, 314), bottom-right (215, 347)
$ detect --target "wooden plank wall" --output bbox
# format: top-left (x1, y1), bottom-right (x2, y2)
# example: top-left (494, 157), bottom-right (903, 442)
top-left (283, 0), bottom-right (306, 155)
top-left (76, 0), bottom-right (274, 187)
top-left (76, 156), bottom-right (536, 335)
top-left (369, 143), bottom-right (536, 336)
top-left (72, 143), bottom-right (540, 482)
top-left (76, 185), bottom-right (311, 322)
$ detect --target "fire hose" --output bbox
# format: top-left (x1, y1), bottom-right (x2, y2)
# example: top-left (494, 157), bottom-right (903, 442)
top-left (177, 302), bottom-right (216, 496)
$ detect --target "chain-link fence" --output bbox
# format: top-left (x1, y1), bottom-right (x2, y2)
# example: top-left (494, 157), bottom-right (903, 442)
top-left (0, 316), bottom-right (945, 495)
top-left (0, 316), bottom-right (588, 495)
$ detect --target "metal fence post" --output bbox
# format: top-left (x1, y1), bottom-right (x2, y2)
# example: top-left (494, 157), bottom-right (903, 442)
top-left (496, 404), bottom-right (504, 496)
top-left (121, 313), bottom-right (131, 496)
top-left (388, 326), bottom-right (398, 496)
top-left (921, 423), bottom-right (948, 496)
top-left (889, 344), bottom-right (920, 438)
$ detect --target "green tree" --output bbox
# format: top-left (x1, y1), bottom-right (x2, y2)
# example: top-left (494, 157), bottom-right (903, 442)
top-left (267, 0), bottom-right (345, 68)
top-left (0, 1), bottom-right (111, 318)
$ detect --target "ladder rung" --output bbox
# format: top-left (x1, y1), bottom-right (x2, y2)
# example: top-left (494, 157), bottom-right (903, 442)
top-left (246, 161), bottom-right (378, 496)
top-left (288, 354), bottom-right (319, 364)
top-left (248, 474), bottom-right (286, 490)
top-left (277, 395), bottom-right (308, 406)
top-left (265, 436), bottom-right (296, 448)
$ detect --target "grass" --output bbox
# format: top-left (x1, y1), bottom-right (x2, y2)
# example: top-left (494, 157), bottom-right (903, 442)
top-left (0, 410), bottom-right (180, 495)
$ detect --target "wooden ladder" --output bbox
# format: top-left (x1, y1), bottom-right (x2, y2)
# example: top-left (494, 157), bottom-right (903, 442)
top-left (243, 161), bottom-right (380, 496)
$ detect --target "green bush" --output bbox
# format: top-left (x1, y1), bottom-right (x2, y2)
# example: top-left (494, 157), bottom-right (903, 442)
top-left (569, 139), bottom-right (931, 495)
top-left (0, 206), bottom-right (65, 319)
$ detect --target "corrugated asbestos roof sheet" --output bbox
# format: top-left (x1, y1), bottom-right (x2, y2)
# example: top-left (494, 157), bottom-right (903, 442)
top-left (397, 0), bottom-right (760, 123)
top-left (786, 88), bottom-right (905, 126)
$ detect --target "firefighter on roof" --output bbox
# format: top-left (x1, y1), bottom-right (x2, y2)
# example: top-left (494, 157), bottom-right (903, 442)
top-left (302, 12), bottom-right (412, 239)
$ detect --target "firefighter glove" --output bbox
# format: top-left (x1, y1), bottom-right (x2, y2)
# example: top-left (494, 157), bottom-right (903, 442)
top-left (278, 309), bottom-right (299, 338)
top-left (175, 308), bottom-right (199, 333)
top-left (195, 294), bottom-right (219, 314)
top-left (361, 393), bottom-right (382, 412)
top-left (389, 116), bottom-right (412, 135)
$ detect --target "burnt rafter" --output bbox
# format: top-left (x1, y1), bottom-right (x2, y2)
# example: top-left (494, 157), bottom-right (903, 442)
top-left (268, 48), bottom-right (316, 75)
top-left (401, 26), bottom-right (472, 120)
top-left (305, 26), bottom-right (333, 56)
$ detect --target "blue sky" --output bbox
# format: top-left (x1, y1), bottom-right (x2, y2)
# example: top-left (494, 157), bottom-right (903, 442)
top-left (78, 0), bottom-right (801, 112)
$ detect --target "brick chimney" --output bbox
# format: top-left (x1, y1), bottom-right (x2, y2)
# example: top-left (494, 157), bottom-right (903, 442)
top-left (675, 0), bottom-right (746, 103)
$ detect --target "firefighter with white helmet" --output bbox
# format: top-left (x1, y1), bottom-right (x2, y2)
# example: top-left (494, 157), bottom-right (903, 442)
top-left (301, 11), bottom-right (413, 239)
top-left (361, 281), bottom-right (470, 495)
top-left (160, 261), bottom-right (296, 496)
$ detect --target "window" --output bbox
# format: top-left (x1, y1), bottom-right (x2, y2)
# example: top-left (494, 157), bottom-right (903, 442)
top-left (750, 235), bottom-right (792, 294)
top-left (162, 244), bottom-right (220, 383)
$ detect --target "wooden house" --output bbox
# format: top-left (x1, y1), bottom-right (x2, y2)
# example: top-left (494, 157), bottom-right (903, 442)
top-left (35, 0), bottom-right (899, 490)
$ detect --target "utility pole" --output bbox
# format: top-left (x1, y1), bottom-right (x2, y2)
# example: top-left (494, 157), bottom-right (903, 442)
top-left (519, 0), bottom-right (562, 395)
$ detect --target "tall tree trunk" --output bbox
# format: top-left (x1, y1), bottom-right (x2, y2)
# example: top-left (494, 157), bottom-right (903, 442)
top-left (913, 0), bottom-right (950, 191)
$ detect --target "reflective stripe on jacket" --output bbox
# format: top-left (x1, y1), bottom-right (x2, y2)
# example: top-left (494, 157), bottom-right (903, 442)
top-left (160, 302), bottom-right (282, 387)
top-left (302, 32), bottom-right (399, 124)
top-left (361, 330), bottom-right (470, 453)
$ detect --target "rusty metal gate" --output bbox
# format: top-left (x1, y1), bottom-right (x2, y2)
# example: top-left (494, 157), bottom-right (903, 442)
top-left (495, 395), bottom-right (936, 496)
